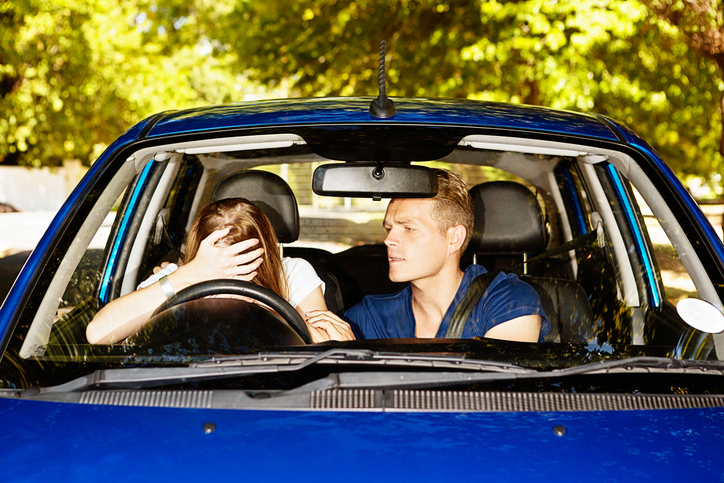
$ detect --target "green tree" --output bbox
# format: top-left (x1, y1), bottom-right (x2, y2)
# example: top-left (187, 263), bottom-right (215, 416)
top-left (0, 0), bottom-right (114, 167)
top-left (188, 0), bottom-right (722, 176)
top-left (639, 0), bottom-right (724, 162)
top-left (0, 0), bottom-right (239, 167)
top-left (3, 0), bottom-right (723, 178)
top-left (461, 0), bottom-right (723, 176)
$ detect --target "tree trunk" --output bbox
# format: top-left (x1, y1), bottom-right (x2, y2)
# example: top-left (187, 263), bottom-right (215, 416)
top-left (523, 78), bottom-right (540, 106)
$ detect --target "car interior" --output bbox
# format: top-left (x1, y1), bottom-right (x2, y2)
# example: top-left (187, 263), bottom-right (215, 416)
top-left (16, 129), bottom-right (724, 362)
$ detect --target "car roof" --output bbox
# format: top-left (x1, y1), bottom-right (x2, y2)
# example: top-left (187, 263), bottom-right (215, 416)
top-left (143, 97), bottom-right (623, 142)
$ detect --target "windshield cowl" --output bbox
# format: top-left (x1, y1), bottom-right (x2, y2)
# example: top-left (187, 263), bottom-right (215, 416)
top-left (28, 350), bottom-right (724, 396)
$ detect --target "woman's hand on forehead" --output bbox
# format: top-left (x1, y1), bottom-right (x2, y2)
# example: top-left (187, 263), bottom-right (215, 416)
top-left (184, 229), bottom-right (264, 282)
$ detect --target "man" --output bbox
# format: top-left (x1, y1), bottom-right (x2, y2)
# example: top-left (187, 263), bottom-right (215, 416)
top-left (306, 168), bottom-right (549, 343)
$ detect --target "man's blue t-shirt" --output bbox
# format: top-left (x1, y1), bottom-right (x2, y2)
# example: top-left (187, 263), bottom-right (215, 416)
top-left (344, 264), bottom-right (550, 342)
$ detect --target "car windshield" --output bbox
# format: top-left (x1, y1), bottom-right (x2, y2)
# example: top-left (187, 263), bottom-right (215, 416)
top-left (5, 122), bottom-right (724, 390)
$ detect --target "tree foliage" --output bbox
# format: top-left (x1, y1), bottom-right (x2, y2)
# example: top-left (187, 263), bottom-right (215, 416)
top-left (196, 0), bottom-right (723, 176)
top-left (1, 0), bottom-right (723, 177)
top-left (639, 0), bottom-right (724, 163)
top-left (0, 0), bottom-right (238, 167)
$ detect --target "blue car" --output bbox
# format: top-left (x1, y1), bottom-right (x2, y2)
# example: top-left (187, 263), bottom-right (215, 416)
top-left (2, 96), bottom-right (724, 481)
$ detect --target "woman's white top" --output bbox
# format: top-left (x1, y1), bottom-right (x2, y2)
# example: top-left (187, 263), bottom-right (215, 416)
top-left (138, 257), bottom-right (325, 308)
top-left (281, 257), bottom-right (325, 307)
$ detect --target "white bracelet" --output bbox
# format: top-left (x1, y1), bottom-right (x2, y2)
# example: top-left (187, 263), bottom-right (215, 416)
top-left (159, 275), bottom-right (176, 300)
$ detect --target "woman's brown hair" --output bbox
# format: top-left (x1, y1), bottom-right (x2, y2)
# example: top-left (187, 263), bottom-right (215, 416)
top-left (183, 198), bottom-right (289, 299)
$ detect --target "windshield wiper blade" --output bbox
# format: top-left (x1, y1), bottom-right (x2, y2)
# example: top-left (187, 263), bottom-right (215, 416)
top-left (287, 357), bottom-right (724, 393)
top-left (550, 356), bottom-right (724, 376)
top-left (39, 355), bottom-right (723, 395)
top-left (39, 349), bottom-right (534, 393)
top-left (195, 348), bottom-right (534, 372)
top-left (288, 371), bottom-right (524, 393)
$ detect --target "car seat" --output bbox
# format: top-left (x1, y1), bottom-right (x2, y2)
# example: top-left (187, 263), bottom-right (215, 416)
top-left (212, 171), bottom-right (345, 315)
top-left (466, 180), bottom-right (594, 343)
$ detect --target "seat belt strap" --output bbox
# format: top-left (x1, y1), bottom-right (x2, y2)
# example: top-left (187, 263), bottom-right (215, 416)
top-left (445, 270), bottom-right (501, 339)
top-left (447, 224), bottom-right (601, 338)
top-left (510, 228), bottom-right (599, 271)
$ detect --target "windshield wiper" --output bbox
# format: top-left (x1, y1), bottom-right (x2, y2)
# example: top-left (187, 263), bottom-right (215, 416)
top-left (551, 356), bottom-right (724, 376)
top-left (35, 353), bottom-right (724, 395)
top-left (38, 349), bottom-right (535, 393)
top-left (289, 356), bottom-right (724, 393)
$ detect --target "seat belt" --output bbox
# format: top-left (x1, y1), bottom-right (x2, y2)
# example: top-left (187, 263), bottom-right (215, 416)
top-left (509, 222), bottom-right (603, 272)
top-left (445, 270), bottom-right (501, 338)
top-left (445, 222), bottom-right (604, 338)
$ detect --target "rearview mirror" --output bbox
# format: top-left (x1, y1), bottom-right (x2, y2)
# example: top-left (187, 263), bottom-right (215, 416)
top-left (312, 163), bottom-right (438, 200)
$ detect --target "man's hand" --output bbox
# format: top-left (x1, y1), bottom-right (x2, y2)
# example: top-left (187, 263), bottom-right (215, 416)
top-left (304, 310), bottom-right (356, 342)
top-left (179, 228), bottom-right (264, 284)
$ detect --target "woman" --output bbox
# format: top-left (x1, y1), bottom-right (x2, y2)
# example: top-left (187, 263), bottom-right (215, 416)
top-left (86, 198), bottom-right (352, 344)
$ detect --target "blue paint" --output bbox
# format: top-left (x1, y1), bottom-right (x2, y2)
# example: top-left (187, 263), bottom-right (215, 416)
top-left (607, 164), bottom-right (661, 307)
top-left (146, 98), bottom-right (619, 141)
top-left (1, 397), bottom-right (723, 482)
top-left (99, 161), bottom-right (155, 302)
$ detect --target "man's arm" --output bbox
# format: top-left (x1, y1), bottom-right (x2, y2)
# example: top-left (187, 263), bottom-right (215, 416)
top-left (483, 315), bottom-right (541, 343)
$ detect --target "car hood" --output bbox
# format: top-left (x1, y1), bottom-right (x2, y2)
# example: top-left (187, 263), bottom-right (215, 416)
top-left (2, 397), bottom-right (722, 481)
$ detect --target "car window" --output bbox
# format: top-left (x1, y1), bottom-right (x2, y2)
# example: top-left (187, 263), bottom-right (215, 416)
top-left (252, 163), bottom-right (531, 253)
top-left (11, 133), bottom-right (724, 373)
top-left (632, 187), bottom-right (698, 304)
top-left (19, 160), bottom-right (138, 359)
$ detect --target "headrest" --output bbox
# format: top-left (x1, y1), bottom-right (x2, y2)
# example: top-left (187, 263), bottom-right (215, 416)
top-left (211, 171), bottom-right (300, 243)
top-left (468, 181), bottom-right (547, 254)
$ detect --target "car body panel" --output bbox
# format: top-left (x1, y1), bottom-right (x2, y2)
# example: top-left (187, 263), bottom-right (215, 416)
top-left (2, 397), bottom-right (723, 481)
top-left (146, 98), bottom-right (620, 141)
top-left (2, 97), bottom-right (724, 480)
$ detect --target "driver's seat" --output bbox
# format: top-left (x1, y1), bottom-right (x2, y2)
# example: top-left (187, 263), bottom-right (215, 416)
top-left (211, 171), bottom-right (344, 314)
top-left (213, 170), bottom-right (300, 244)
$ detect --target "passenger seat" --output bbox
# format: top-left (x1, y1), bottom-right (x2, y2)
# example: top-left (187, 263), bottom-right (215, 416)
top-left (466, 181), bottom-right (594, 343)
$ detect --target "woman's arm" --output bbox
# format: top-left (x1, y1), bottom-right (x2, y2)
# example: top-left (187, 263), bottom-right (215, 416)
top-left (86, 229), bottom-right (264, 344)
top-left (304, 309), bottom-right (356, 342)
top-left (294, 285), bottom-right (327, 315)
top-left (290, 285), bottom-right (334, 344)
top-left (282, 258), bottom-right (353, 343)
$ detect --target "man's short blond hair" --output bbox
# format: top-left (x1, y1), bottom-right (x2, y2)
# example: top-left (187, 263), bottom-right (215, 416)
top-left (429, 168), bottom-right (474, 253)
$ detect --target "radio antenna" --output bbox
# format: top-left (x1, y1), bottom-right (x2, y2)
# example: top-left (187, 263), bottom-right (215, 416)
top-left (369, 40), bottom-right (396, 118)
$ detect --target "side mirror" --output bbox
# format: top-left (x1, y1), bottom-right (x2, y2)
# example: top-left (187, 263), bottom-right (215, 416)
top-left (676, 298), bottom-right (724, 334)
top-left (312, 163), bottom-right (438, 200)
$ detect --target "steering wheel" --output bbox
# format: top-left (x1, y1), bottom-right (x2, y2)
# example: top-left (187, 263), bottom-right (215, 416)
top-left (151, 279), bottom-right (312, 344)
